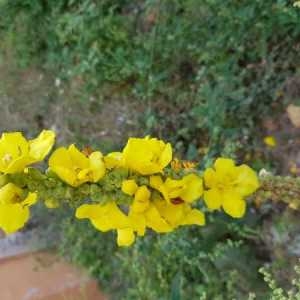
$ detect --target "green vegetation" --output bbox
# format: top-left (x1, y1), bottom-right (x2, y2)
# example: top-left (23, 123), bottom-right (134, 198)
top-left (60, 213), bottom-right (267, 299)
top-left (1, 0), bottom-right (300, 157)
top-left (59, 208), bottom-right (300, 300)
top-left (1, 0), bottom-right (300, 299)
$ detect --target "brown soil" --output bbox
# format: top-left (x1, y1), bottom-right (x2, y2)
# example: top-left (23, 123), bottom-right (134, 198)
top-left (0, 251), bottom-right (107, 300)
top-left (0, 62), bottom-right (144, 149)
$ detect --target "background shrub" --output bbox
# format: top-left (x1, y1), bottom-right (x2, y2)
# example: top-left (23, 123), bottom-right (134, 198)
top-left (1, 1), bottom-right (300, 299)
top-left (1, 0), bottom-right (300, 157)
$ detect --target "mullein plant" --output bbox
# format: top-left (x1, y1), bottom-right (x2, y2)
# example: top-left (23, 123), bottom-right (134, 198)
top-left (0, 130), bottom-right (261, 246)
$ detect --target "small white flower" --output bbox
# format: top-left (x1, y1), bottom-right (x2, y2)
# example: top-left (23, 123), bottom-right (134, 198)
top-left (55, 78), bottom-right (61, 87)
top-left (259, 168), bottom-right (272, 177)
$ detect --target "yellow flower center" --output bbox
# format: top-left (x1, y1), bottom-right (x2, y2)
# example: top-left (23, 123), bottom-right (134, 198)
top-left (216, 175), bottom-right (239, 191)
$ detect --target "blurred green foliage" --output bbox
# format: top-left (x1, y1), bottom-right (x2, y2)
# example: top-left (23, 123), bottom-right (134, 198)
top-left (1, 0), bottom-right (300, 156)
top-left (60, 211), bottom-right (271, 300)
top-left (1, 1), bottom-right (300, 299)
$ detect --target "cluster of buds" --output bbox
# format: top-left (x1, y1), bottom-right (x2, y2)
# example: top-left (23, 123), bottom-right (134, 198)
top-left (0, 131), bottom-right (259, 246)
top-left (255, 172), bottom-right (300, 210)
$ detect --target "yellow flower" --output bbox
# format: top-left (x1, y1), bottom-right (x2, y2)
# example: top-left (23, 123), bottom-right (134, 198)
top-left (49, 144), bottom-right (105, 187)
top-left (121, 179), bottom-right (138, 196)
top-left (128, 203), bottom-right (173, 235)
top-left (203, 158), bottom-right (259, 218)
top-left (131, 185), bottom-right (151, 214)
top-left (0, 130), bottom-right (55, 174)
top-left (117, 228), bottom-right (135, 247)
top-left (104, 152), bottom-right (124, 169)
top-left (263, 136), bottom-right (276, 148)
top-left (76, 202), bottom-right (136, 247)
top-left (122, 137), bottom-right (172, 175)
top-left (150, 174), bottom-right (203, 203)
top-left (153, 198), bottom-right (205, 228)
top-left (76, 202), bottom-right (130, 231)
top-left (125, 183), bottom-right (172, 235)
top-left (0, 183), bottom-right (37, 234)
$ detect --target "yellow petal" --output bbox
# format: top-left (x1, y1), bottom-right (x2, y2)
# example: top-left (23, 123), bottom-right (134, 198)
top-left (131, 199), bottom-right (150, 214)
top-left (150, 176), bottom-right (169, 202)
top-left (145, 203), bottom-right (173, 233)
top-left (0, 203), bottom-right (30, 234)
top-left (0, 132), bottom-right (29, 173)
top-left (76, 202), bottom-right (130, 232)
top-left (91, 218), bottom-right (115, 232)
top-left (222, 192), bottom-right (246, 218)
top-left (153, 200), bottom-right (183, 228)
top-left (106, 203), bottom-right (130, 228)
top-left (22, 192), bottom-right (37, 207)
top-left (128, 211), bottom-right (146, 236)
top-left (164, 178), bottom-right (184, 199)
top-left (52, 165), bottom-right (78, 186)
top-left (89, 152), bottom-right (106, 182)
top-left (235, 165), bottom-right (259, 196)
top-left (68, 144), bottom-right (89, 169)
top-left (130, 186), bottom-right (151, 213)
top-left (4, 156), bottom-right (33, 174)
top-left (49, 147), bottom-right (77, 186)
top-left (203, 168), bottom-right (217, 188)
top-left (180, 174), bottom-right (203, 203)
top-left (104, 152), bottom-right (124, 169)
top-left (203, 189), bottom-right (223, 210)
top-left (75, 203), bottom-right (111, 219)
top-left (117, 228), bottom-right (135, 247)
top-left (77, 169), bottom-right (91, 181)
top-left (263, 136), bottom-right (276, 147)
top-left (122, 179), bottom-right (138, 196)
top-left (29, 130), bottom-right (55, 161)
top-left (181, 208), bottom-right (205, 226)
top-left (214, 158), bottom-right (235, 171)
top-left (0, 132), bottom-right (29, 160)
top-left (134, 186), bottom-right (151, 202)
top-left (0, 183), bottom-right (22, 204)
top-left (122, 137), bottom-right (171, 175)
top-left (49, 147), bottom-right (71, 167)
top-left (158, 143), bottom-right (172, 169)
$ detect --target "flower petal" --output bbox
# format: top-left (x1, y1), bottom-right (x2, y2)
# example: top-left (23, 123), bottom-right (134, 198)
top-left (145, 203), bottom-right (173, 233)
top-left (203, 168), bottom-right (217, 189)
top-left (49, 147), bottom-right (77, 186)
top-left (222, 191), bottom-right (246, 218)
top-left (75, 203), bottom-right (110, 219)
top-left (117, 228), bottom-right (135, 247)
top-left (0, 203), bottom-right (30, 234)
top-left (158, 143), bottom-right (172, 169)
top-left (180, 174), bottom-right (203, 202)
top-left (129, 211), bottom-right (146, 236)
top-left (122, 179), bottom-right (138, 196)
top-left (68, 144), bottom-right (89, 169)
top-left (235, 165), bottom-right (259, 196)
top-left (104, 152), bottom-right (124, 169)
top-left (22, 192), bottom-right (37, 207)
top-left (29, 130), bottom-right (55, 161)
top-left (203, 189), bottom-right (222, 210)
top-left (214, 158), bottom-right (235, 172)
top-left (181, 208), bottom-right (205, 226)
top-left (0, 132), bottom-right (29, 173)
top-left (89, 151), bottom-right (106, 182)
top-left (0, 183), bottom-right (22, 204)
